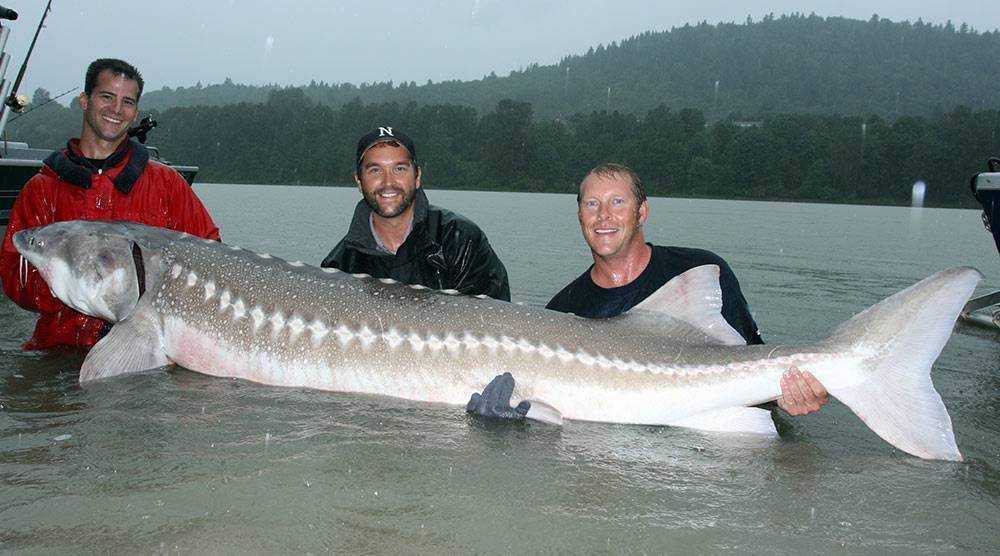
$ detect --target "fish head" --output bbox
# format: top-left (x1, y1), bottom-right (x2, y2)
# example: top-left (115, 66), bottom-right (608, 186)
top-left (13, 220), bottom-right (155, 322)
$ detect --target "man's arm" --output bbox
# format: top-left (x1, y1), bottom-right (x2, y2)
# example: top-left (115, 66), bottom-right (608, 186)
top-left (717, 259), bottom-right (828, 415)
top-left (450, 230), bottom-right (511, 301)
top-left (320, 238), bottom-right (351, 269)
top-left (716, 259), bottom-right (764, 345)
top-left (165, 172), bottom-right (220, 241)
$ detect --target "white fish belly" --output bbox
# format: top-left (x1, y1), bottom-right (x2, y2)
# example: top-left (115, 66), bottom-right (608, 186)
top-left (161, 311), bottom-right (859, 425)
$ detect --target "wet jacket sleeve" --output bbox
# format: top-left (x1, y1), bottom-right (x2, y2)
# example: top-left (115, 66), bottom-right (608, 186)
top-left (320, 240), bottom-right (347, 269)
top-left (0, 178), bottom-right (63, 314)
top-left (446, 227), bottom-right (511, 301)
top-left (166, 171), bottom-right (220, 241)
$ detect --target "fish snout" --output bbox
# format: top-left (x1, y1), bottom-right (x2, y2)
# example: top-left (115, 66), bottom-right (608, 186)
top-left (11, 229), bottom-right (33, 255)
top-left (12, 228), bottom-right (51, 256)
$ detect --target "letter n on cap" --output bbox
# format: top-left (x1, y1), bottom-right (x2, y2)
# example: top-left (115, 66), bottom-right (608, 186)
top-left (378, 126), bottom-right (394, 137)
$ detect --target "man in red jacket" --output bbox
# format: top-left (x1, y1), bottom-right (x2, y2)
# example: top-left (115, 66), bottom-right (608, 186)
top-left (0, 58), bottom-right (219, 350)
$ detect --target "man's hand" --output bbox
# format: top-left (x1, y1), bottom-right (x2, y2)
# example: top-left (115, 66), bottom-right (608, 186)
top-left (777, 366), bottom-right (829, 416)
top-left (466, 372), bottom-right (531, 420)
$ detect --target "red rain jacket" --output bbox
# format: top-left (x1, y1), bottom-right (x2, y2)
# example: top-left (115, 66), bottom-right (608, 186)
top-left (0, 138), bottom-right (220, 350)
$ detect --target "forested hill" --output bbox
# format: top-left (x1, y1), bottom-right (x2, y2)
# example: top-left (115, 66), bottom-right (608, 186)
top-left (139, 14), bottom-right (1000, 119)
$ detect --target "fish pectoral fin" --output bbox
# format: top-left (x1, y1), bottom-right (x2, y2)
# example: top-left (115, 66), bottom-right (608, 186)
top-left (626, 264), bottom-right (746, 346)
top-left (523, 399), bottom-right (564, 425)
top-left (670, 407), bottom-right (777, 436)
top-left (80, 306), bottom-right (168, 382)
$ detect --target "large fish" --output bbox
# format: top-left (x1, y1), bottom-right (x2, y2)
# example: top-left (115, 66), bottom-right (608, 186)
top-left (12, 220), bottom-right (980, 461)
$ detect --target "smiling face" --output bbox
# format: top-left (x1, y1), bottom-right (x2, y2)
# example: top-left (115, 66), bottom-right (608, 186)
top-left (577, 172), bottom-right (649, 260)
top-left (79, 69), bottom-right (139, 148)
top-left (355, 141), bottom-right (421, 219)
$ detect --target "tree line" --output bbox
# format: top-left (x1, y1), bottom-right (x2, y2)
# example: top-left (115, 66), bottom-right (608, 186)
top-left (9, 89), bottom-right (996, 208)
top-left (136, 14), bottom-right (1000, 121)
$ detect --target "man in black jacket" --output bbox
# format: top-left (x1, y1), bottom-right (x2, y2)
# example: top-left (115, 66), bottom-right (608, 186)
top-left (468, 163), bottom-right (828, 421)
top-left (321, 127), bottom-right (510, 301)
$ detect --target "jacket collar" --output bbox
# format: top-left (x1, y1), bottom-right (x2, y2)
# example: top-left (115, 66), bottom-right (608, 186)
top-left (342, 188), bottom-right (432, 255)
top-left (43, 138), bottom-right (150, 194)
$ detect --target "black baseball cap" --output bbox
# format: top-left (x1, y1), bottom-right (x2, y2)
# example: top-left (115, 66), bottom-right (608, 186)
top-left (355, 126), bottom-right (416, 167)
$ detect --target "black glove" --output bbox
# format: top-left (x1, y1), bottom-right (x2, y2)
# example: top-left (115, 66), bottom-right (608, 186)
top-left (466, 372), bottom-right (531, 420)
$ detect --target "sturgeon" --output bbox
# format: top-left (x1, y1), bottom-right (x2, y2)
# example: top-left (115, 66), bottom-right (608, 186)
top-left (12, 220), bottom-right (980, 461)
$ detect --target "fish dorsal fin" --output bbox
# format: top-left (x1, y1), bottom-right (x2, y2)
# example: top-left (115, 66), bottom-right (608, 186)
top-left (625, 264), bottom-right (746, 346)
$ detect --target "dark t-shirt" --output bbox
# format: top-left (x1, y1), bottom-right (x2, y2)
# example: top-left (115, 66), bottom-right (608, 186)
top-left (546, 245), bottom-right (763, 344)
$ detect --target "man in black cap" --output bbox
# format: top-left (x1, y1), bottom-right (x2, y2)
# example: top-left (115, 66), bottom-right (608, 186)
top-left (321, 126), bottom-right (511, 300)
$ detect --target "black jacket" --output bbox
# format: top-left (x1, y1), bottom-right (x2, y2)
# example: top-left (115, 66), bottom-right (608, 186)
top-left (321, 189), bottom-right (511, 301)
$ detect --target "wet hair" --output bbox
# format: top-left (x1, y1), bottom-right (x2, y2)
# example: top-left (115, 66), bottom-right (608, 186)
top-left (84, 58), bottom-right (144, 100)
top-left (578, 163), bottom-right (647, 205)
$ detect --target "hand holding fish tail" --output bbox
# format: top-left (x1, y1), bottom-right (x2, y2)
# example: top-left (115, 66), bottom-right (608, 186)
top-left (777, 366), bottom-right (829, 416)
top-left (466, 372), bottom-right (531, 420)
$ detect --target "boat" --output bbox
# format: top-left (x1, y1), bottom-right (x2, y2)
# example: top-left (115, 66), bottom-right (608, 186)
top-left (0, 2), bottom-right (198, 228)
top-left (960, 157), bottom-right (1000, 332)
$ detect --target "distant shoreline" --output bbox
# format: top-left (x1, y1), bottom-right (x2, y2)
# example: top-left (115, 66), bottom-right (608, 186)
top-left (194, 182), bottom-right (981, 210)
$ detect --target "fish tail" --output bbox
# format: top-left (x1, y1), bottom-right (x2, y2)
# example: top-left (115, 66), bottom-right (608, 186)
top-left (822, 267), bottom-right (981, 461)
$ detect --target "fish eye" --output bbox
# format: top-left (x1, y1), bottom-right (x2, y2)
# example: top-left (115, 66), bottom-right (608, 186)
top-left (97, 250), bottom-right (115, 266)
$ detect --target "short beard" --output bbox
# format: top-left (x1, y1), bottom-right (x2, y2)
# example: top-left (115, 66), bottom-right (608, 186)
top-left (363, 187), bottom-right (417, 218)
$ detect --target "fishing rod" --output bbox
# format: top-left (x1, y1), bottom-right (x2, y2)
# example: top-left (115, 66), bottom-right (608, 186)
top-left (3, 0), bottom-right (53, 112)
top-left (7, 86), bottom-right (77, 122)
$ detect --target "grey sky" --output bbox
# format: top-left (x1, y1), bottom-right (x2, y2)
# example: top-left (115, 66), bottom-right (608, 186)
top-left (2, 0), bottom-right (997, 103)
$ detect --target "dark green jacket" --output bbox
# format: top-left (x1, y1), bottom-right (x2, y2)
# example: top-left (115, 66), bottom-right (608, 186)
top-left (321, 189), bottom-right (511, 301)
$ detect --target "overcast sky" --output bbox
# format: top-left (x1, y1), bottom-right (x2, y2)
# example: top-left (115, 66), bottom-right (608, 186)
top-left (2, 0), bottom-right (997, 102)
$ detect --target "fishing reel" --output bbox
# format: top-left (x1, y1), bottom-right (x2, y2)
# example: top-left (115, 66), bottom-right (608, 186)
top-left (127, 115), bottom-right (158, 144)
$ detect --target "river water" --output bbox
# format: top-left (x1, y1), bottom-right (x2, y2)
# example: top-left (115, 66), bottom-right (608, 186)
top-left (1, 185), bottom-right (998, 552)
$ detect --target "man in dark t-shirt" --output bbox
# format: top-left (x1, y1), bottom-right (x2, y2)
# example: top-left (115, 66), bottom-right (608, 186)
top-left (467, 163), bottom-right (827, 421)
top-left (546, 245), bottom-right (762, 344)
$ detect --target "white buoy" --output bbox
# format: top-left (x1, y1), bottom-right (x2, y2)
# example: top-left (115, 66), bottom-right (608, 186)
top-left (910, 180), bottom-right (927, 233)
top-left (911, 180), bottom-right (926, 208)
